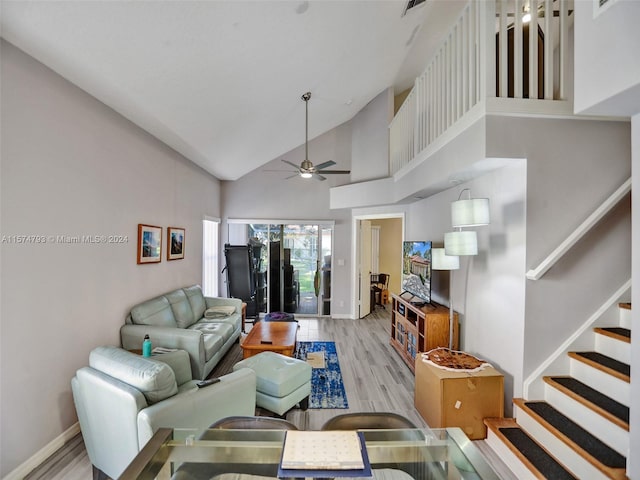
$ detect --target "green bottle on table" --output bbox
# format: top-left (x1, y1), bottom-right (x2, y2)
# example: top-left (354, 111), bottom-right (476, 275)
top-left (142, 334), bottom-right (152, 357)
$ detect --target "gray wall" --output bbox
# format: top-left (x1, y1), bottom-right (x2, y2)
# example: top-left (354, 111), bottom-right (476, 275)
top-left (350, 87), bottom-right (393, 182)
top-left (220, 123), bottom-right (353, 317)
top-left (353, 115), bottom-right (630, 416)
top-left (485, 116), bottom-right (632, 378)
top-left (0, 40), bottom-right (221, 476)
top-left (406, 162), bottom-right (527, 416)
top-left (221, 87), bottom-right (395, 317)
top-left (573, 2), bottom-right (640, 474)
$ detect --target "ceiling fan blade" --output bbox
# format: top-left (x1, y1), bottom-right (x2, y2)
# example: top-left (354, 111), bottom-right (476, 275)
top-left (314, 160), bottom-right (336, 171)
top-left (281, 159), bottom-right (301, 169)
top-left (317, 170), bottom-right (350, 175)
top-left (285, 173), bottom-right (300, 180)
top-left (312, 172), bottom-right (327, 181)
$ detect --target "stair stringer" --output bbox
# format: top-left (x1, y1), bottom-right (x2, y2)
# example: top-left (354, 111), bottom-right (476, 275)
top-left (523, 280), bottom-right (631, 400)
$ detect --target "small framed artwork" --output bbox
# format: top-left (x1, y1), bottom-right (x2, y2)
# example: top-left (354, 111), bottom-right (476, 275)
top-left (167, 227), bottom-right (185, 261)
top-left (137, 224), bottom-right (162, 264)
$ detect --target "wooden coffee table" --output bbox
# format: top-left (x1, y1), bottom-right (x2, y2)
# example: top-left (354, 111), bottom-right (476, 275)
top-left (241, 321), bottom-right (298, 359)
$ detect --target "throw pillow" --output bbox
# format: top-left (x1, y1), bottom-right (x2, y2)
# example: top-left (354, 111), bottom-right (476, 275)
top-left (204, 305), bottom-right (236, 319)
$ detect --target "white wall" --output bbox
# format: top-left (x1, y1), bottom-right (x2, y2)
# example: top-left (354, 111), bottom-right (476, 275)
top-left (573, 0), bottom-right (640, 116)
top-left (0, 40), bottom-right (221, 477)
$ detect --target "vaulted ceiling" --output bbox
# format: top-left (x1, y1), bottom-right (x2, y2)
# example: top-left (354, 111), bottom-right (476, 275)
top-left (1, 0), bottom-right (466, 180)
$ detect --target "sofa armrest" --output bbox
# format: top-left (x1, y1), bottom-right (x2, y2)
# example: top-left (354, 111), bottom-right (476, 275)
top-left (120, 324), bottom-right (204, 377)
top-left (72, 367), bottom-right (148, 478)
top-left (204, 296), bottom-right (243, 311)
top-left (152, 350), bottom-right (193, 385)
top-left (136, 369), bottom-right (257, 448)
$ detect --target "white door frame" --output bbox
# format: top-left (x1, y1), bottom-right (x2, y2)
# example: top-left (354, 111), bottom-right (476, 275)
top-left (351, 212), bottom-right (405, 319)
top-left (359, 220), bottom-right (372, 318)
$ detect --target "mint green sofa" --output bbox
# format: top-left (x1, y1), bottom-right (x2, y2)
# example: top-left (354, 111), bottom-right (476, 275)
top-left (71, 346), bottom-right (256, 479)
top-left (120, 285), bottom-right (241, 380)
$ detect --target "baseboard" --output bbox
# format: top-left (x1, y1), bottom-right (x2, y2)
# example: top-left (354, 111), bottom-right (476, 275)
top-left (3, 422), bottom-right (81, 480)
top-left (331, 313), bottom-right (355, 320)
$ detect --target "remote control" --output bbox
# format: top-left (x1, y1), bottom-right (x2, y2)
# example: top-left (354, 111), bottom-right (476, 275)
top-left (196, 378), bottom-right (221, 388)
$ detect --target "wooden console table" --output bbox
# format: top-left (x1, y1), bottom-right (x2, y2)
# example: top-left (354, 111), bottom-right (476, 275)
top-left (390, 293), bottom-right (459, 372)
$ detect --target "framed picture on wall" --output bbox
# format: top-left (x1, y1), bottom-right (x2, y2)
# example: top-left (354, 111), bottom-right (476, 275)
top-left (167, 227), bottom-right (185, 260)
top-left (137, 224), bottom-right (162, 264)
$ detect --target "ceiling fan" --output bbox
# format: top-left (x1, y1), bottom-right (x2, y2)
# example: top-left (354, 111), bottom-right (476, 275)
top-left (280, 92), bottom-right (351, 181)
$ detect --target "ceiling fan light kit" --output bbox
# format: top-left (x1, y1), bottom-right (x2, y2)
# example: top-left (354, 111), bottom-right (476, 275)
top-left (280, 91), bottom-right (350, 181)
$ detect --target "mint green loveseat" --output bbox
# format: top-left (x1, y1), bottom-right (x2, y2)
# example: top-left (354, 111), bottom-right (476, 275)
top-left (120, 285), bottom-right (241, 380)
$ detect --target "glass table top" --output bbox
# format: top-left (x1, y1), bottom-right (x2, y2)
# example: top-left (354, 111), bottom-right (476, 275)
top-left (119, 427), bottom-right (500, 480)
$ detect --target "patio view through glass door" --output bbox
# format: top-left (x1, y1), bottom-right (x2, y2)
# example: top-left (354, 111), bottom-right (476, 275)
top-left (247, 223), bottom-right (332, 316)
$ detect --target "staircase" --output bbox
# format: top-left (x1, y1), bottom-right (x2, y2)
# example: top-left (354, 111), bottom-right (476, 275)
top-left (485, 303), bottom-right (631, 479)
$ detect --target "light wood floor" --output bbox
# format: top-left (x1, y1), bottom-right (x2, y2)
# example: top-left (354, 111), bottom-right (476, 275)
top-left (25, 306), bottom-right (515, 480)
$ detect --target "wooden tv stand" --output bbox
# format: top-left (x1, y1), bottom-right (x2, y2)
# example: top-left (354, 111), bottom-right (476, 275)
top-left (390, 293), bottom-right (459, 372)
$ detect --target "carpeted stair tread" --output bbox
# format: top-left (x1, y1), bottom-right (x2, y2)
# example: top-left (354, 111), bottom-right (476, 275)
top-left (595, 327), bottom-right (631, 341)
top-left (498, 426), bottom-right (577, 480)
top-left (570, 351), bottom-right (630, 378)
top-left (524, 401), bottom-right (627, 469)
top-left (547, 376), bottom-right (629, 425)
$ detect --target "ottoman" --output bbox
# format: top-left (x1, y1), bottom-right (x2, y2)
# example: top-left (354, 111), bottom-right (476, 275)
top-left (233, 351), bottom-right (311, 416)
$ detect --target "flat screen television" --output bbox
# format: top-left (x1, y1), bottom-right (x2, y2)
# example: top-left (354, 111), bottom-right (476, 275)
top-left (401, 240), bottom-right (432, 304)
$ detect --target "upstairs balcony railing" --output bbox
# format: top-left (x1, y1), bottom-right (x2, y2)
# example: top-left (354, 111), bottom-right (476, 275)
top-left (390, 0), bottom-right (573, 175)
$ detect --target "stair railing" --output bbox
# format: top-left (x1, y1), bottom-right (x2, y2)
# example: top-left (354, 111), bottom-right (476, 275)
top-left (526, 178), bottom-right (631, 281)
top-left (389, 0), bottom-right (573, 176)
top-left (389, 0), bottom-right (487, 175)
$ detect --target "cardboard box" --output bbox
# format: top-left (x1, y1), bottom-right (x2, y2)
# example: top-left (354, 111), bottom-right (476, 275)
top-left (414, 357), bottom-right (504, 439)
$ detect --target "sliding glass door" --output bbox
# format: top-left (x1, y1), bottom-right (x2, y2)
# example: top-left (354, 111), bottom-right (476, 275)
top-left (229, 221), bottom-right (332, 316)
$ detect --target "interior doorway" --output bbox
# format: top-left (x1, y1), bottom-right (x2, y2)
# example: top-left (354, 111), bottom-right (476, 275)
top-left (353, 214), bottom-right (404, 319)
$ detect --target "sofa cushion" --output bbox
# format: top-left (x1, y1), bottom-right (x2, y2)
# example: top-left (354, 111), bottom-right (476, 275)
top-left (89, 346), bottom-right (178, 404)
top-left (201, 334), bottom-right (224, 361)
top-left (130, 296), bottom-right (177, 328)
top-left (165, 289), bottom-right (196, 328)
top-left (198, 314), bottom-right (240, 331)
top-left (189, 322), bottom-right (235, 344)
top-left (183, 285), bottom-right (206, 320)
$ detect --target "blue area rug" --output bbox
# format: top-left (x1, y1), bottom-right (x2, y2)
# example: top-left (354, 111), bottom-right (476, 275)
top-left (295, 341), bottom-right (348, 409)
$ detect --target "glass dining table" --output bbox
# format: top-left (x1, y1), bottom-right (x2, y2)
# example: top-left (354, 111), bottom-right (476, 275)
top-left (119, 427), bottom-right (500, 480)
